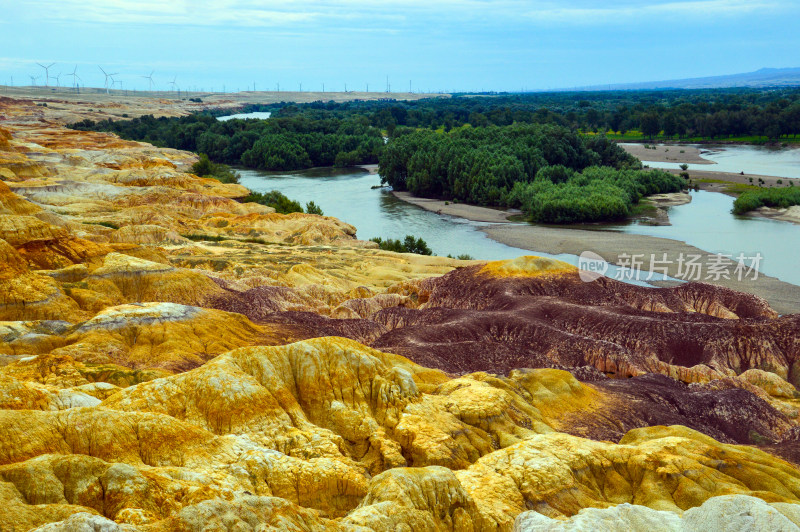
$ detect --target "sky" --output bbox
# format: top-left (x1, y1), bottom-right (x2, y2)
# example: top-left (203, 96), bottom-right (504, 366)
top-left (1, 0), bottom-right (799, 93)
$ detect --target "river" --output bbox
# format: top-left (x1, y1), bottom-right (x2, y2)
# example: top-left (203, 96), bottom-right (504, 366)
top-left (239, 167), bottom-right (800, 286)
top-left (607, 189), bottom-right (800, 285)
top-left (639, 144), bottom-right (800, 179)
top-left (217, 111), bottom-right (272, 121)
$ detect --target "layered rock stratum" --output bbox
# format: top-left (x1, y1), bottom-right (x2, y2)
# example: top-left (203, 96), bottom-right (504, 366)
top-left (1, 94), bottom-right (800, 531)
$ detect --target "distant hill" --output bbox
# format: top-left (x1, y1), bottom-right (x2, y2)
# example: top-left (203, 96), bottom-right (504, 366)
top-left (564, 67), bottom-right (800, 91)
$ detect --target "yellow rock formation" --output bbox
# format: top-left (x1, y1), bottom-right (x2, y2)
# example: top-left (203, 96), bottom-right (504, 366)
top-left (480, 255), bottom-right (578, 278)
top-left (2, 95), bottom-right (800, 531)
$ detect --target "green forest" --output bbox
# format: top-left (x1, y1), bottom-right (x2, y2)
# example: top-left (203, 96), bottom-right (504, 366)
top-left (379, 124), bottom-right (683, 223)
top-left (249, 86), bottom-right (800, 141)
top-left (70, 113), bottom-right (384, 170)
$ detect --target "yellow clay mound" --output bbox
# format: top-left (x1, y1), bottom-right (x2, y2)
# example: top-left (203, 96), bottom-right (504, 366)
top-left (479, 255), bottom-right (577, 278)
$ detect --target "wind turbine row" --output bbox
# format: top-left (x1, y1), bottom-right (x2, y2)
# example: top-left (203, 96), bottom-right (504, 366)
top-left (24, 63), bottom-right (183, 95)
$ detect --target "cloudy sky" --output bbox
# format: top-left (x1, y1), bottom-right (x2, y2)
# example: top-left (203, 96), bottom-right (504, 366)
top-left (1, 0), bottom-right (798, 92)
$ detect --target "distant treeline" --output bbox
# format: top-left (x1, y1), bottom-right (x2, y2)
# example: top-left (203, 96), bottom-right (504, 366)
top-left (379, 124), bottom-right (684, 223)
top-left (253, 87), bottom-right (800, 140)
top-left (69, 113), bottom-right (384, 170)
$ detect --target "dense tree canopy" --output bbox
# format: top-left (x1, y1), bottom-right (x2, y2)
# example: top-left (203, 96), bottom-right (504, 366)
top-left (378, 124), bottom-right (682, 223)
top-left (70, 113), bottom-right (385, 171)
top-left (247, 86), bottom-right (800, 140)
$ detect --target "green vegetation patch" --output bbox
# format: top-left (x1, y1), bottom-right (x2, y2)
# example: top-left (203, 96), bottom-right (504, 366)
top-left (191, 154), bottom-right (240, 184)
top-left (241, 190), bottom-right (304, 214)
top-left (379, 124), bottom-right (681, 223)
top-left (371, 235), bottom-right (433, 255)
top-left (733, 187), bottom-right (800, 214)
top-left (70, 112), bottom-right (384, 172)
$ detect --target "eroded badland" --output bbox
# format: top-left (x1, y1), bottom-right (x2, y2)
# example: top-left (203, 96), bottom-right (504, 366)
top-left (1, 93), bottom-right (800, 531)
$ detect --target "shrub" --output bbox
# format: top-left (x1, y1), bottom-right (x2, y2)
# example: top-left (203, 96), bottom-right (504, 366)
top-left (507, 167), bottom-right (682, 224)
top-left (732, 187), bottom-right (800, 214)
top-left (305, 201), bottom-right (324, 215)
top-left (191, 154), bottom-right (240, 184)
top-left (241, 190), bottom-right (304, 214)
top-left (370, 235), bottom-right (433, 255)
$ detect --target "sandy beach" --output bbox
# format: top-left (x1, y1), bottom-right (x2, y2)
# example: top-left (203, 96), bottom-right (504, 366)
top-left (752, 205), bottom-right (800, 225)
top-left (392, 191), bottom-right (519, 223)
top-left (392, 189), bottom-right (800, 315)
top-left (621, 143), bottom-right (713, 164)
top-left (668, 167), bottom-right (790, 190)
top-left (482, 223), bottom-right (800, 315)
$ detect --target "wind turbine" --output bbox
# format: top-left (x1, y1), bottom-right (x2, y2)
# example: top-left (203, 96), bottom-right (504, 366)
top-left (142, 70), bottom-right (155, 91)
top-left (169, 76), bottom-right (179, 93)
top-left (98, 66), bottom-right (117, 94)
top-left (53, 72), bottom-right (62, 88)
top-left (29, 75), bottom-right (39, 87)
top-left (68, 65), bottom-right (81, 90)
top-left (37, 63), bottom-right (55, 86)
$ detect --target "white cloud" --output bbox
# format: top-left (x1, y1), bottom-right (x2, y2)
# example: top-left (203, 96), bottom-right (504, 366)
top-left (522, 0), bottom-right (782, 24)
top-left (3, 0), bottom-right (791, 29)
top-left (12, 0), bottom-right (323, 27)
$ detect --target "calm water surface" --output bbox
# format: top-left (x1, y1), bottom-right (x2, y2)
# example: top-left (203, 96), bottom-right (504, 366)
top-left (608, 190), bottom-right (800, 285)
top-left (638, 144), bottom-right (800, 179)
top-left (217, 111), bottom-right (272, 121)
top-left (239, 167), bottom-right (532, 259)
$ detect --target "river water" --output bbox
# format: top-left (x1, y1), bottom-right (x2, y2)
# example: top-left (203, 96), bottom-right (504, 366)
top-left (217, 111), bottom-right (272, 121)
top-left (239, 167), bottom-right (531, 260)
top-left (608, 190), bottom-right (800, 285)
top-left (638, 144), bottom-right (800, 179)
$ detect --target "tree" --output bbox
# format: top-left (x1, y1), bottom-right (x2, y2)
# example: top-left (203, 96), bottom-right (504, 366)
top-left (305, 201), bottom-right (324, 215)
top-left (661, 113), bottom-right (678, 138)
top-left (640, 113), bottom-right (661, 139)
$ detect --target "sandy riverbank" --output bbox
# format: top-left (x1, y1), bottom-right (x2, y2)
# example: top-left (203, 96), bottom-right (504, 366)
top-left (621, 143), bottom-right (713, 164)
top-left (392, 191), bottom-right (519, 223)
top-left (658, 168), bottom-right (799, 225)
top-left (667, 167), bottom-right (791, 190)
top-left (358, 164), bottom-right (380, 175)
top-left (392, 190), bottom-right (800, 314)
top-left (752, 205), bottom-right (800, 225)
top-left (481, 223), bottom-right (800, 315)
